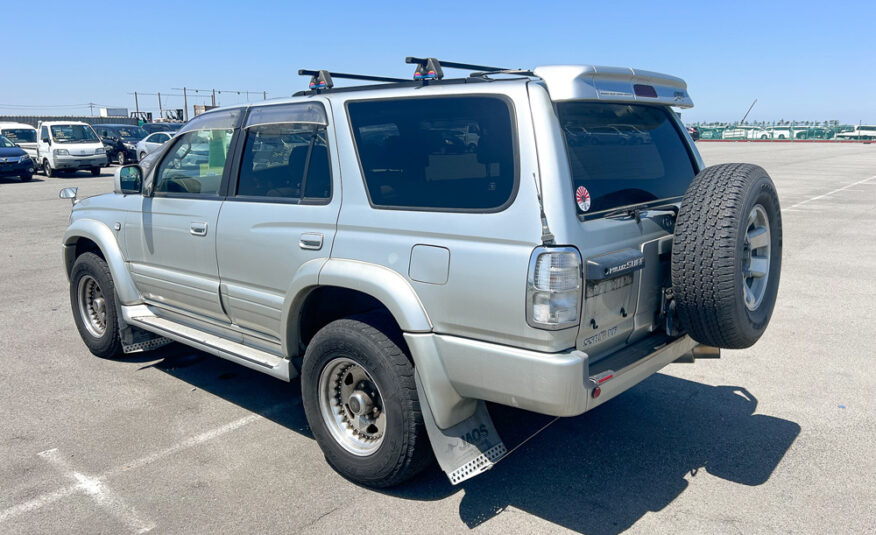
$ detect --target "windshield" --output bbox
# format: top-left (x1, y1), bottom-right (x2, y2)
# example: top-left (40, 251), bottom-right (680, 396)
top-left (117, 126), bottom-right (147, 141)
top-left (51, 124), bottom-right (99, 144)
top-left (2, 128), bottom-right (36, 143)
top-left (0, 136), bottom-right (15, 148)
top-left (558, 102), bottom-right (696, 217)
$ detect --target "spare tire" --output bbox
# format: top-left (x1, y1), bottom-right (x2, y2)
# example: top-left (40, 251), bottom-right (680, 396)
top-left (671, 163), bottom-right (782, 349)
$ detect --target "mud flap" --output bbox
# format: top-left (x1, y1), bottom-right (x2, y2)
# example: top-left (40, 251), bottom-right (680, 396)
top-left (115, 296), bottom-right (171, 354)
top-left (416, 372), bottom-right (507, 485)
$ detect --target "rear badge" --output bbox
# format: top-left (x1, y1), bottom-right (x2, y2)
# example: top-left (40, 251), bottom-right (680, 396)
top-left (576, 186), bottom-right (591, 212)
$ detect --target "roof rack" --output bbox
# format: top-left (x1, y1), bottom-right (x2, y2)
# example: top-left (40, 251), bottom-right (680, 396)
top-left (298, 69), bottom-right (408, 93)
top-left (469, 68), bottom-right (535, 78)
top-left (405, 57), bottom-right (509, 81)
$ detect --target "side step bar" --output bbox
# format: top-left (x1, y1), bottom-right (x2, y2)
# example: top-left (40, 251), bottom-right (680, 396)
top-left (121, 305), bottom-right (294, 381)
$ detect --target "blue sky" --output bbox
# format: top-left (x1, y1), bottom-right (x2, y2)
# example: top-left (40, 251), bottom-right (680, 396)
top-left (2, 1), bottom-right (874, 123)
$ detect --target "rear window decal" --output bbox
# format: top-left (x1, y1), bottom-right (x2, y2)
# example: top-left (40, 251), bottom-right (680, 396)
top-left (576, 185), bottom-right (591, 212)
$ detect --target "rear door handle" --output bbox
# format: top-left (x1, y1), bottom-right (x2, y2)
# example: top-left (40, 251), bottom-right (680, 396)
top-left (190, 222), bottom-right (208, 236)
top-left (299, 232), bottom-right (323, 250)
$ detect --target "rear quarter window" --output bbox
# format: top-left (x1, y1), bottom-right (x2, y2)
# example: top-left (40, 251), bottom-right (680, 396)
top-left (347, 96), bottom-right (517, 211)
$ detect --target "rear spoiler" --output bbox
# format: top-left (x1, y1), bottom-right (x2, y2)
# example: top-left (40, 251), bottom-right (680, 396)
top-left (533, 65), bottom-right (694, 108)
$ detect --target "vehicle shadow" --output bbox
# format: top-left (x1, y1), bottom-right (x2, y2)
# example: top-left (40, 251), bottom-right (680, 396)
top-left (0, 177), bottom-right (45, 184)
top-left (131, 344), bottom-right (312, 437)
top-left (133, 345), bottom-right (799, 534)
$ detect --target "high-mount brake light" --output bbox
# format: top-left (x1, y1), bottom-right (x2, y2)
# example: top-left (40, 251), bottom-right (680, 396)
top-left (526, 247), bottom-right (582, 330)
top-left (634, 84), bottom-right (658, 98)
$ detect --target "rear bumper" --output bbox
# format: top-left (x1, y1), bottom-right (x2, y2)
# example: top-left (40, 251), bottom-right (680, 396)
top-left (412, 332), bottom-right (697, 419)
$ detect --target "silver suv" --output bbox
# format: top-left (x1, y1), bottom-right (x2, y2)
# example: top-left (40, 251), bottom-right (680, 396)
top-left (60, 58), bottom-right (782, 487)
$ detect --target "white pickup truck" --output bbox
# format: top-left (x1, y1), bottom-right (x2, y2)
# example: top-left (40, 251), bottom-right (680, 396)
top-left (36, 121), bottom-right (107, 176)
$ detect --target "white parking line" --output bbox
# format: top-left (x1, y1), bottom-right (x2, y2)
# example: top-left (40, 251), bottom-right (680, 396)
top-left (782, 175), bottom-right (876, 212)
top-left (39, 448), bottom-right (155, 534)
top-left (0, 401), bottom-right (294, 530)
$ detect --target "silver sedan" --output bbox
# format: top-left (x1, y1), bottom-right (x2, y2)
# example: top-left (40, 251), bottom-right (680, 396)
top-left (134, 131), bottom-right (176, 162)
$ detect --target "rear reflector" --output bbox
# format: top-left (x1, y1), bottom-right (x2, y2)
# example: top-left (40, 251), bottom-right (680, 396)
top-left (634, 84), bottom-right (658, 98)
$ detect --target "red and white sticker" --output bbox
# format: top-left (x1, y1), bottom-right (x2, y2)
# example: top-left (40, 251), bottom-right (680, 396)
top-left (576, 186), bottom-right (591, 212)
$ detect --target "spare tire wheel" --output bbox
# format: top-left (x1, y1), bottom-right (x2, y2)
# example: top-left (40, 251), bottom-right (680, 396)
top-left (671, 163), bottom-right (782, 349)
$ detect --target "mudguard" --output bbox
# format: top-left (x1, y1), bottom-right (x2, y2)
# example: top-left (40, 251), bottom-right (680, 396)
top-left (416, 372), bottom-right (507, 485)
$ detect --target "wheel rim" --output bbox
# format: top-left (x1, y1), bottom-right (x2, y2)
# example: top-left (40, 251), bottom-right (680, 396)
top-left (742, 204), bottom-right (771, 311)
top-left (117, 152), bottom-right (125, 165)
top-left (317, 357), bottom-right (386, 456)
top-left (77, 275), bottom-right (108, 337)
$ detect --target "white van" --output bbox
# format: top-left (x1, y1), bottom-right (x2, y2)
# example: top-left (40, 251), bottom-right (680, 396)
top-left (0, 122), bottom-right (38, 161)
top-left (36, 121), bottom-right (107, 176)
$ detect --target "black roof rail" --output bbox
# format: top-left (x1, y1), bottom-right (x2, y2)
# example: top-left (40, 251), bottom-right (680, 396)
top-left (298, 69), bottom-right (408, 93)
top-left (405, 57), bottom-right (509, 81)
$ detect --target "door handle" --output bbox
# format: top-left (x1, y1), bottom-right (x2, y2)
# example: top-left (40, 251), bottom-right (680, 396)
top-left (299, 232), bottom-right (323, 250)
top-left (190, 222), bottom-right (208, 236)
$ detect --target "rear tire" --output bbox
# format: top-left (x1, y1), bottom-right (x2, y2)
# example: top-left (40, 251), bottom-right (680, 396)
top-left (70, 252), bottom-right (123, 358)
top-left (301, 312), bottom-right (431, 488)
top-left (671, 163), bottom-right (782, 349)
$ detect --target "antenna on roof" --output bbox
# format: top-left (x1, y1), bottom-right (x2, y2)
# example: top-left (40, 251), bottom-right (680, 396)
top-left (298, 69), bottom-right (408, 93)
top-left (405, 57), bottom-right (510, 83)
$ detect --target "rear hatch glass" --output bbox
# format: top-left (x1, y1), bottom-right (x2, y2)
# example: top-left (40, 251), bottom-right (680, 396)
top-left (558, 102), bottom-right (695, 218)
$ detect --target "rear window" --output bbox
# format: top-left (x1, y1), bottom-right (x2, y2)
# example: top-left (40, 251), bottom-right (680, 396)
top-left (2, 128), bottom-right (36, 143)
top-left (348, 96), bottom-right (516, 211)
top-left (558, 103), bottom-right (695, 217)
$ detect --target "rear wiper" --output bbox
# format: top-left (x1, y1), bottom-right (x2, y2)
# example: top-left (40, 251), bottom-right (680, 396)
top-left (603, 203), bottom-right (679, 223)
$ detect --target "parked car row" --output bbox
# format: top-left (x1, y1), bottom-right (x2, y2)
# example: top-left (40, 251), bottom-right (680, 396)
top-left (0, 120), bottom-right (182, 179)
top-left (0, 134), bottom-right (36, 181)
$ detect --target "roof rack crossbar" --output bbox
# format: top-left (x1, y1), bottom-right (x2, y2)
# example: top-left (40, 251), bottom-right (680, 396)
top-left (298, 69), bottom-right (408, 92)
top-left (405, 56), bottom-right (509, 73)
top-left (469, 69), bottom-right (535, 78)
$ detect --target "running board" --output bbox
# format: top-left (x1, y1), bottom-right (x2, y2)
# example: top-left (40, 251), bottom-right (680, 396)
top-left (121, 304), bottom-right (293, 381)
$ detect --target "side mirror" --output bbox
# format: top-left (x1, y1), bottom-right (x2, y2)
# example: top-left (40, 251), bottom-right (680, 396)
top-left (114, 165), bottom-right (143, 195)
top-left (59, 187), bottom-right (79, 205)
top-left (42, 137), bottom-right (50, 143)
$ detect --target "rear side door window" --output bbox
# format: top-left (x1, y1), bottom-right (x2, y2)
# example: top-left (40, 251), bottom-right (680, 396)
top-left (347, 96), bottom-right (517, 212)
top-left (234, 102), bottom-right (331, 203)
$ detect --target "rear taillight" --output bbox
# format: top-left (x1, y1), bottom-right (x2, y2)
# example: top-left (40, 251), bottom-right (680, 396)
top-left (526, 247), bottom-right (582, 330)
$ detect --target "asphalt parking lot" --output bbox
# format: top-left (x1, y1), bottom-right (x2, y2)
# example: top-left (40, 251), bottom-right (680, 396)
top-left (1, 143), bottom-right (874, 534)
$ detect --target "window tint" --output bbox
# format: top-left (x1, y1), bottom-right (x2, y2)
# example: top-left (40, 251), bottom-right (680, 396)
top-left (154, 129), bottom-right (233, 195)
top-left (348, 96), bottom-right (516, 211)
top-left (2, 129), bottom-right (37, 143)
top-left (51, 124), bottom-right (98, 143)
top-left (236, 124), bottom-right (331, 201)
top-left (558, 102), bottom-right (695, 217)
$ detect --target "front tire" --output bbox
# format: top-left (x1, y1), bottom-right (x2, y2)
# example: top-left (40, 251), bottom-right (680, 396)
top-left (43, 160), bottom-right (55, 177)
top-left (301, 313), bottom-right (431, 488)
top-left (70, 252), bottom-right (123, 358)
top-left (20, 172), bottom-right (33, 182)
top-left (671, 163), bottom-right (782, 349)
top-left (91, 167), bottom-right (101, 176)
top-left (116, 152), bottom-right (126, 165)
